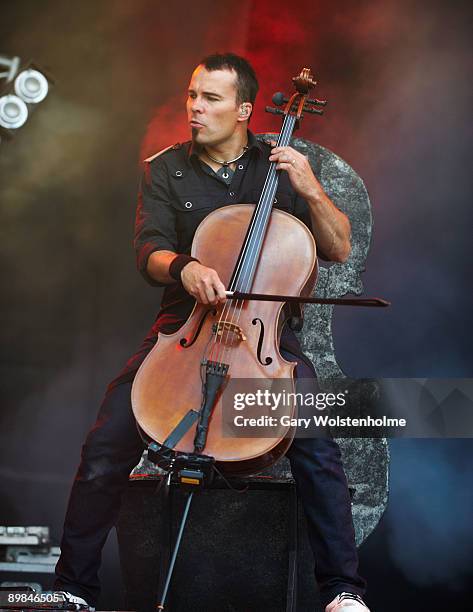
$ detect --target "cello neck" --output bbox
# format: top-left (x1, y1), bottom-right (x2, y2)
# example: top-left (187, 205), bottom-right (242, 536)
top-left (229, 113), bottom-right (298, 293)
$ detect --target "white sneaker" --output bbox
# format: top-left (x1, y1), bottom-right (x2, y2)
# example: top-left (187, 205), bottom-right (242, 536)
top-left (325, 592), bottom-right (370, 611)
top-left (55, 591), bottom-right (95, 611)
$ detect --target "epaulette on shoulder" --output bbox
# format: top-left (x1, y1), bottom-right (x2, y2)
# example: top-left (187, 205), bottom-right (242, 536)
top-left (143, 142), bottom-right (182, 163)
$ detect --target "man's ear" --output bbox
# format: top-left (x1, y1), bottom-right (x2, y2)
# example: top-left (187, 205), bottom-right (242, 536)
top-left (237, 102), bottom-right (253, 121)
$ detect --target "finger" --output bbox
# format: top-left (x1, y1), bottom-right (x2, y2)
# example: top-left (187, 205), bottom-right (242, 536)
top-left (270, 152), bottom-right (299, 165)
top-left (271, 145), bottom-right (296, 154)
top-left (207, 275), bottom-right (226, 303)
top-left (207, 270), bottom-right (226, 301)
top-left (214, 280), bottom-right (227, 303)
top-left (276, 155), bottom-right (297, 166)
top-left (269, 152), bottom-right (293, 163)
top-left (194, 287), bottom-right (207, 304)
top-left (203, 282), bottom-right (219, 305)
top-left (191, 279), bottom-right (209, 304)
top-left (191, 288), bottom-right (205, 304)
top-left (276, 162), bottom-right (296, 172)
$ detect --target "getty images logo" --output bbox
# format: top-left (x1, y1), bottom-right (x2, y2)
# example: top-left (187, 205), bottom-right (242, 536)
top-left (233, 389), bottom-right (347, 412)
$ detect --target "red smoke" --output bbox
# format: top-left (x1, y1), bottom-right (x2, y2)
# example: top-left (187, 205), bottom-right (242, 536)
top-left (140, 0), bottom-right (389, 161)
top-left (140, 0), bottom-right (329, 159)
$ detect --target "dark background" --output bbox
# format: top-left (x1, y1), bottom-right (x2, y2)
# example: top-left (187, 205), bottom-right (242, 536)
top-left (1, 1), bottom-right (472, 610)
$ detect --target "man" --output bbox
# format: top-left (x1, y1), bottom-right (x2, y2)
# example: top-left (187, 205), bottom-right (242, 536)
top-left (55, 53), bottom-right (370, 612)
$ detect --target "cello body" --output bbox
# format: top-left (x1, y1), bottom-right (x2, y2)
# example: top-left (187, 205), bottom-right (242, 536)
top-left (131, 203), bottom-right (317, 476)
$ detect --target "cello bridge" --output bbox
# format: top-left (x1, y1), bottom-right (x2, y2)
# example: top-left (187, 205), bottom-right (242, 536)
top-left (212, 321), bottom-right (247, 344)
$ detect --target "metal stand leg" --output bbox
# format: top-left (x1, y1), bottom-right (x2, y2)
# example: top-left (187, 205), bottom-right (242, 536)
top-left (286, 484), bottom-right (298, 612)
top-left (157, 490), bottom-right (195, 611)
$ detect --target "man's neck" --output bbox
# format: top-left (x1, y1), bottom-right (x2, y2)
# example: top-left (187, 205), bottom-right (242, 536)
top-left (202, 129), bottom-right (248, 165)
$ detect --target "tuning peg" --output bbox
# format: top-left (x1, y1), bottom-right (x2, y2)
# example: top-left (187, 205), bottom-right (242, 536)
top-left (265, 106), bottom-right (285, 115)
top-left (304, 107), bottom-right (324, 115)
top-left (272, 92), bottom-right (287, 106)
top-left (306, 97), bottom-right (327, 106)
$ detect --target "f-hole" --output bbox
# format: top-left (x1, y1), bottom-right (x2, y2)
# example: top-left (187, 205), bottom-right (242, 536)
top-left (180, 308), bottom-right (217, 348)
top-left (252, 318), bottom-right (273, 366)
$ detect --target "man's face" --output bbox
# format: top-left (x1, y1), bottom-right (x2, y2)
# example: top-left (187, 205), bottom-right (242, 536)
top-left (187, 66), bottom-right (243, 146)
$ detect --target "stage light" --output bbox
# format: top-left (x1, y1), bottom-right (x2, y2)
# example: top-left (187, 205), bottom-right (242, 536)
top-left (0, 94), bottom-right (28, 129)
top-left (0, 55), bottom-right (20, 82)
top-left (0, 55), bottom-right (53, 142)
top-left (14, 69), bottom-right (49, 104)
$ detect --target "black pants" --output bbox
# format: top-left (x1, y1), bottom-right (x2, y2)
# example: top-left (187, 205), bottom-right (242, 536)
top-left (54, 328), bottom-right (366, 609)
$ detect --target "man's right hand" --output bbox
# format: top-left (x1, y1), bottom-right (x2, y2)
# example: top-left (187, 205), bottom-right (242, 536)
top-left (181, 261), bottom-right (227, 305)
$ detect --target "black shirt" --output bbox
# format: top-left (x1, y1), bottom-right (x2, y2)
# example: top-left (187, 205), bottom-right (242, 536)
top-left (134, 131), bottom-right (315, 335)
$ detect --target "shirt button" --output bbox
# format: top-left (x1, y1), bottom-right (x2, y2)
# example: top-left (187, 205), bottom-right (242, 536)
top-left (185, 201), bottom-right (192, 208)
top-left (273, 197), bottom-right (278, 204)
top-left (175, 170), bottom-right (183, 177)
top-left (229, 191), bottom-right (235, 197)
top-left (238, 164), bottom-right (244, 170)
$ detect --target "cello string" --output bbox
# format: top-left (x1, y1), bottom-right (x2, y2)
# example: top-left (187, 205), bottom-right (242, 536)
top-left (222, 114), bottom-right (294, 297)
top-left (214, 118), bottom-right (293, 366)
top-left (219, 115), bottom-right (296, 360)
top-left (208, 124), bottom-right (287, 364)
top-left (215, 114), bottom-right (296, 367)
top-left (236, 115), bottom-right (296, 295)
top-left (206, 144), bottom-right (278, 363)
top-left (208, 127), bottom-right (285, 365)
top-left (215, 114), bottom-right (296, 368)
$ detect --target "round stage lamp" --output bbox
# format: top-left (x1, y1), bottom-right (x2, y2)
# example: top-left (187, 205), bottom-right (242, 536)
top-left (0, 95), bottom-right (29, 129)
top-left (14, 69), bottom-right (49, 104)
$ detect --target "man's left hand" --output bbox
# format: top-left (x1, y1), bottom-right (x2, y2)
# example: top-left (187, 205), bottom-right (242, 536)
top-left (269, 144), bottom-right (321, 201)
top-left (268, 142), bottom-right (351, 262)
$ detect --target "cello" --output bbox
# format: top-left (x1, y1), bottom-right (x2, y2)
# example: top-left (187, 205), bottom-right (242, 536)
top-left (131, 68), bottom-right (384, 478)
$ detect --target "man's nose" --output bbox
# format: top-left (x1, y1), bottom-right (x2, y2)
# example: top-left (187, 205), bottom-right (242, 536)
top-left (191, 96), bottom-right (204, 113)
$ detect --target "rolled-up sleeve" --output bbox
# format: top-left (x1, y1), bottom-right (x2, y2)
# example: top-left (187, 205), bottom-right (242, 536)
top-left (134, 159), bottom-right (178, 286)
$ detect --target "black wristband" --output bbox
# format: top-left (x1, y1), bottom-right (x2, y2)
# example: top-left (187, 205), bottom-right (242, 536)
top-left (169, 254), bottom-right (200, 281)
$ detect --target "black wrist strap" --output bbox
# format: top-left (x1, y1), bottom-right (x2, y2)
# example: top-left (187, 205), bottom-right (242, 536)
top-left (169, 254), bottom-right (199, 281)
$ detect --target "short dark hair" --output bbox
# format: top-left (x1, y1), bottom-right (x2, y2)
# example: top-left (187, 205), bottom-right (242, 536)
top-left (199, 52), bottom-right (259, 106)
